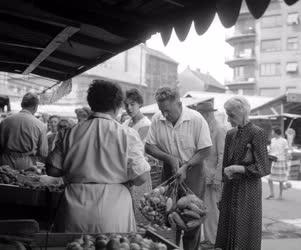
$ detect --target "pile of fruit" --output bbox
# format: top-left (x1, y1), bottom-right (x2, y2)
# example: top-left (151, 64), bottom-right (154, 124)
top-left (168, 194), bottom-right (207, 231)
top-left (66, 233), bottom-right (171, 250)
top-left (0, 165), bottom-right (64, 192)
top-left (139, 185), bottom-right (173, 226)
top-left (139, 179), bottom-right (207, 231)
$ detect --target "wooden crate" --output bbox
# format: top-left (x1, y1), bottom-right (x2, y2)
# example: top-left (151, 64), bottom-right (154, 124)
top-left (30, 230), bottom-right (179, 250)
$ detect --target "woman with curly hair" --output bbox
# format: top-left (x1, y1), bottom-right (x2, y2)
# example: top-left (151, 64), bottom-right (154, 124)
top-left (46, 80), bottom-right (150, 233)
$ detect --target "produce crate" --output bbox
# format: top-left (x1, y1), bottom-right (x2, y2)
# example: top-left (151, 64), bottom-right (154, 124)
top-left (29, 230), bottom-right (179, 250)
top-left (0, 184), bottom-right (63, 208)
top-left (0, 184), bottom-right (63, 229)
top-left (147, 226), bottom-right (177, 245)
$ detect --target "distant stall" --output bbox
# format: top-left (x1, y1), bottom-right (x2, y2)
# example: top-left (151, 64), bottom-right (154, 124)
top-left (251, 92), bottom-right (301, 180)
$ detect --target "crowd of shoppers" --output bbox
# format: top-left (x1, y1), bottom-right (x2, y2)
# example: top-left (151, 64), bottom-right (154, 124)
top-left (3, 79), bottom-right (294, 250)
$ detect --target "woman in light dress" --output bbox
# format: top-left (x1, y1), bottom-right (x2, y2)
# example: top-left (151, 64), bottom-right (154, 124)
top-left (266, 127), bottom-right (289, 200)
top-left (123, 88), bottom-right (152, 224)
top-left (46, 80), bottom-right (150, 233)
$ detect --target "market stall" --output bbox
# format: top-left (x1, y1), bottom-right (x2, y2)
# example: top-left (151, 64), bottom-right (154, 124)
top-left (251, 92), bottom-right (301, 180)
top-left (1, 0), bottom-right (301, 248)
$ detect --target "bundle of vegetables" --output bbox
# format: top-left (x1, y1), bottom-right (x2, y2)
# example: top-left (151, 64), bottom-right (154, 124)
top-left (66, 233), bottom-right (170, 250)
top-left (0, 165), bottom-right (64, 191)
top-left (168, 193), bottom-right (207, 232)
top-left (139, 177), bottom-right (179, 226)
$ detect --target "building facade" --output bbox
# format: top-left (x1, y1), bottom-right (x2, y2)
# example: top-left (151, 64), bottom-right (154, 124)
top-left (1, 44), bottom-right (178, 109)
top-left (60, 44), bottom-right (178, 106)
top-left (178, 66), bottom-right (225, 96)
top-left (225, 0), bottom-right (301, 96)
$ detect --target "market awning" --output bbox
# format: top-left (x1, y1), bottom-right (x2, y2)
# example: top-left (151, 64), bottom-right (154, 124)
top-left (249, 113), bottom-right (301, 120)
top-left (251, 92), bottom-right (301, 116)
top-left (0, 0), bottom-right (299, 81)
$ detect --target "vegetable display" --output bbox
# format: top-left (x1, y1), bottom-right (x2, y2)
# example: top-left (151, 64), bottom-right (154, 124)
top-left (0, 165), bottom-right (63, 192)
top-left (139, 177), bottom-right (207, 232)
top-left (66, 233), bottom-right (171, 250)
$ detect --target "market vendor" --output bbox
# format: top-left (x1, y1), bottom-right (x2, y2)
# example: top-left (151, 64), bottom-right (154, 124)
top-left (145, 87), bottom-right (212, 250)
top-left (46, 80), bottom-right (150, 233)
top-left (0, 93), bottom-right (48, 170)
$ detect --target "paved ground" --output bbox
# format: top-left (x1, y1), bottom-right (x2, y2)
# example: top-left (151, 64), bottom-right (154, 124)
top-left (262, 177), bottom-right (301, 249)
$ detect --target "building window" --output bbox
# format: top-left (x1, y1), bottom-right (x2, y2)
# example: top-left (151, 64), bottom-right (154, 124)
top-left (287, 13), bottom-right (299, 25)
top-left (261, 39), bottom-right (281, 52)
top-left (286, 62), bottom-right (298, 73)
top-left (261, 15), bottom-right (282, 28)
top-left (286, 87), bottom-right (296, 92)
top-left (259, 87), bottom-right (281, 96)
top-left (260, 63), bottom-right (281, 76)
top-left (287, 37), bottom-right (299, 50)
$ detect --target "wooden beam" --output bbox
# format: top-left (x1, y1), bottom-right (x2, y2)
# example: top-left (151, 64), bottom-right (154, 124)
top-left (23, 26), bottom-right (80, 75)
top-left (51, 51), bottom-right (91, 66)
top-left (0, 51), bottom-right (78, 74)
top-left (0, 37), bottom-right (44, 50)
top-left (163, 0), bottom-right (184, 7)
top-left (32, 68), bottom-right (68, 81)
top-left (0, 2), bottom-right (79, 28)
top-left (71, 34), bottom-right (118, 54)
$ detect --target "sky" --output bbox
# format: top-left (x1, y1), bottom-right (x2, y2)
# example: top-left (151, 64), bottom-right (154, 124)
top-left (146, 15), bottom-right (233, 84)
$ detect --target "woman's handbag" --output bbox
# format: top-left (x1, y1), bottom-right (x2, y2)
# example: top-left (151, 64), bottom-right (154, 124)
top-left (241, 143), bottom-right (254, 165)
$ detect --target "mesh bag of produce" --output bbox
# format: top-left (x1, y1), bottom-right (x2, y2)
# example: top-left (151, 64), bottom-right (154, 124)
top-left (168, 182), bottom-right (208, 232)
top-left (139, 175), bottom-right (179, 226)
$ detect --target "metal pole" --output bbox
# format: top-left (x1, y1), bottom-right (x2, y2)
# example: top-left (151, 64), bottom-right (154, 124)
top-left (280, 103), bottom-right (285, 135)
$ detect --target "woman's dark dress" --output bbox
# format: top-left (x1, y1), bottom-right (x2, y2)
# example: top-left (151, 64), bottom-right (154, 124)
top-left (215, 122), bottom-right (270, 250)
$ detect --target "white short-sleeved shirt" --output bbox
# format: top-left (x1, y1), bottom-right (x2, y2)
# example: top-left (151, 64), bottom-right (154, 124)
top-left (146, 106), bottom-right (212, 163)
top-left (269, 137), bottom-right (288, 161)
top-left (48, 112), bottom-right (150, 184)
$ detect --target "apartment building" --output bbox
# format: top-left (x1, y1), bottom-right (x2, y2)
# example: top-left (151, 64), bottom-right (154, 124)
top-left (225, 0), bottom-right (301, 96)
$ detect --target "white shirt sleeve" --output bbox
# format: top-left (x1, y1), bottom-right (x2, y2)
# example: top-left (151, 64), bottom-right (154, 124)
top-left (145, 115), bottom-right (158, 146)
top-left (195, 115), bottom-right (212, 150)
top-left (126, 127), bottom-right (151, 180)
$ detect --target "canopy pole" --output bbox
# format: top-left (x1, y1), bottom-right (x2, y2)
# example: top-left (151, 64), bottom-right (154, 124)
top-left (280, 103), bottom-right (285, 135)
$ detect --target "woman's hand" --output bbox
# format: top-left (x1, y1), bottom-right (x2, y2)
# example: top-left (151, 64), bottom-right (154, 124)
top-left (224, 165), bottom-right (245, 179)
top-left (224, 166), bottom-right (235, 179)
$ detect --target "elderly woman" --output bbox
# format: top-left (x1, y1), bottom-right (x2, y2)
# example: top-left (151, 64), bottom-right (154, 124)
top-left (46, 80), bottom-right (150, 233)
top-left (215, 96), bottom-right (270, 250)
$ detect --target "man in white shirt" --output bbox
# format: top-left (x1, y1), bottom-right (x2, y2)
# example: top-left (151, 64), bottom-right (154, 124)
top-left (145, 87), bottom-right (212, 250)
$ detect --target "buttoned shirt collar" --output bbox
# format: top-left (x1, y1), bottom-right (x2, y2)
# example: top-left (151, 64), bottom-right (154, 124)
top-left (159, 105), bottom-right (191, 127)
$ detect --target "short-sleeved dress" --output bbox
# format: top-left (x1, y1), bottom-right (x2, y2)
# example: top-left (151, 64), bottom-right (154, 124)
top-left (268, 137), bottom-right (289, 182)
top-left (215, 122), bottom-right (270, 250)
top-left (47, 113), bottom-right (150, 233)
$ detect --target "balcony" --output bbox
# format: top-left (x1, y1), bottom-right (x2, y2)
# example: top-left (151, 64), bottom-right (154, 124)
top-left (225, 77), bottom-right (256, 86)
top-left (225, 28), bottom-right (256, 46)
top-left (225, 51), bottom-right (256, 68)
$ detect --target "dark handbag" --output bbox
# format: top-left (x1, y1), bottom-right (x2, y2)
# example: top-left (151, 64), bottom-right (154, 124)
top-left (241, 143), bottom-right (254, 165)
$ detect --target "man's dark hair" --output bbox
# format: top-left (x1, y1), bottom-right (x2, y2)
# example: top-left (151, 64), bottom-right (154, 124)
top-left (125, 88), bottom-right (144, 106)
top-left (21, 92), bottom-right (39, 109)
top-left (87, 80), bottom-right (123, 112)
top-left (49, 115), bottom-right (60, 121)
top-left (274, 127), bottom-right (282, 136)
